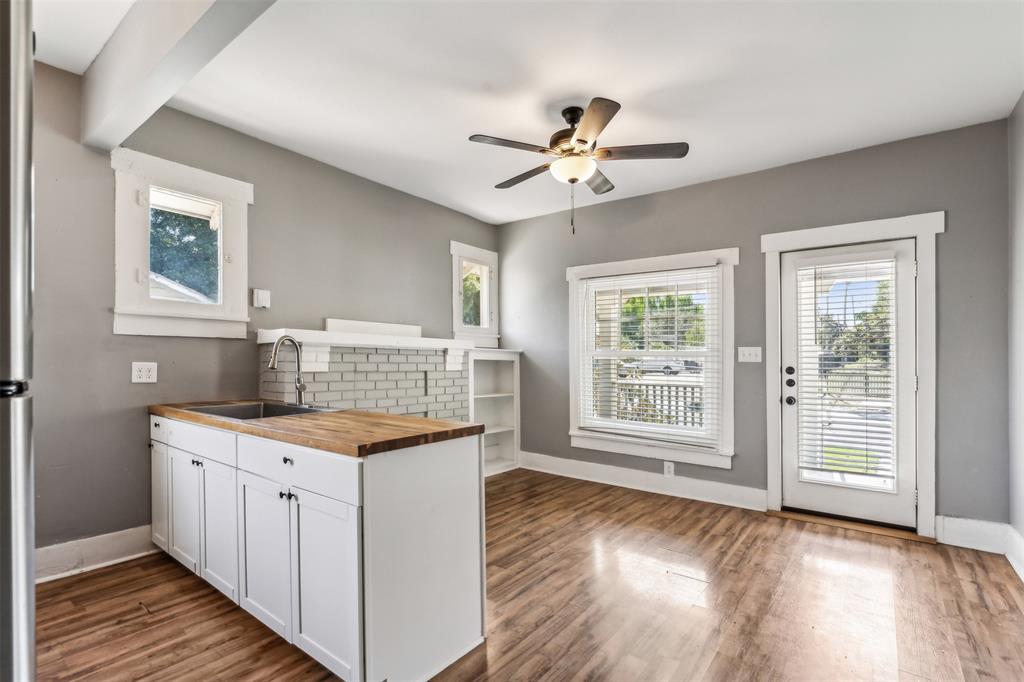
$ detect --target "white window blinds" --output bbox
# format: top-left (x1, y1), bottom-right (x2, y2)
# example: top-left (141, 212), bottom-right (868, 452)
top-left (577, 265), bottom-right (724, 449)
top-left (795, 258), bottom-right (897, 488)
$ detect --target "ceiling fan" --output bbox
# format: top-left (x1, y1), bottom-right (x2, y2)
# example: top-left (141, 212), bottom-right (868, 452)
top-left (468, 97), bottom-right (689, 196)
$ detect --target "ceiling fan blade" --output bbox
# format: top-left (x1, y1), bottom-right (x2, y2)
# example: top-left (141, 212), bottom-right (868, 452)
top-left (593, 142), bottom-right (689, 160)
top-left (470, 134), bottom-right (558, 156)
top-left (585, 168), bottom-right (614, 195)
top-left (495, 164), bottom-right (551, 189)
top-left (571, 97), bottom-right (621, 149)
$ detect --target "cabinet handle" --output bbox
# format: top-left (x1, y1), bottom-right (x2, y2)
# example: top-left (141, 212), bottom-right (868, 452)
top-left (282, 457), bottom-right (294, 465)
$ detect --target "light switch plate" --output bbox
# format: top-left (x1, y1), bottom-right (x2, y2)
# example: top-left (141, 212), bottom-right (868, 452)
top-left (132, 361), bottom-right (158, 383)
top-left (738, 347), bottom-right (762, 363)
top-left (664, 461), bottom-right (675, 476)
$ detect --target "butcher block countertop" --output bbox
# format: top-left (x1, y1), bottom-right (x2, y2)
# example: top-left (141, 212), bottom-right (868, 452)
top-left (149, 400), bottom-right (484, 457)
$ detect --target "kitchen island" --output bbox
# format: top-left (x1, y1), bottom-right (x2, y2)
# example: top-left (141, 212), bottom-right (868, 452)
top-left (148, 400), bottom-right (486, 682)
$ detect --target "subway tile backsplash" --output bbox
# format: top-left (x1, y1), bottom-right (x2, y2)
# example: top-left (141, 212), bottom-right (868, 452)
top-left (258, 345), bottom-right (469, 421)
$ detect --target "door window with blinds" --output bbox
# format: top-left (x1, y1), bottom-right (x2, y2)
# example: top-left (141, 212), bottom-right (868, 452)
top-left (794, 258), bottom-right (898, 490)
top-left (569, 252), bottom-right (736, 459)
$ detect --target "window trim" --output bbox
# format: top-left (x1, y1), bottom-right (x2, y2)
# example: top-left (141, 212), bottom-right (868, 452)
top-left (111, 148), bottom-right (253, 338)
top-left (567, 248), bottom-right (738, 468)
top-left (451, 240), bottom-right (499, 347)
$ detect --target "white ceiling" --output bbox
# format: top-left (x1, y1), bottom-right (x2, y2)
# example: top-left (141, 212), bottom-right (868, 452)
top-left (35, 1), bottom-right (1024, 225)
top-left (33, 0), bottom-right (134, 74)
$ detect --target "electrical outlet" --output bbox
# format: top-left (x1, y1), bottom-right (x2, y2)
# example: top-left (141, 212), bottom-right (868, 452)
top-left (738, 346), bottom-right (762, 363)
top-left (132, 361), bottom-right (158, 384)
top-left (663, 461), bottom-right (674, 476)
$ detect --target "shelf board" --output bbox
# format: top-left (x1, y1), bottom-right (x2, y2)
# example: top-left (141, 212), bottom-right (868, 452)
top-left (484, 457), bottom-right (518, 477)
top-left (483, 425), bottom-right (515, 436)
top-left (475, 392), bottom-right (514, 400)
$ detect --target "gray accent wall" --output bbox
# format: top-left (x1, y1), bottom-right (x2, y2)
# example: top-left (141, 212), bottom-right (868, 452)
top-left (1010, 91), bottom-right (1024, 539)
top-left (500, 120), bottom-right (1010, 523)
top-left (33, 63), bottom-right (496, 547)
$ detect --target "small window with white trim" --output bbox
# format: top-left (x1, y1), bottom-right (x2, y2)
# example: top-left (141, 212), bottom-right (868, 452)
top-left (451, 241), bottom-right (499, 346)
top-left (112, 148), bottom-right (253, 338)
top-left (567, 249), bottom-right (737, 467)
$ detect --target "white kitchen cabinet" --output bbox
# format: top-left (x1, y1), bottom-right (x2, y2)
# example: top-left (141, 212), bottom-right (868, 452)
top-left (168, 446), bottom-right (201, 572)
top-left (150, 441), bottom-right (169, 551)
top-left (237, 470), bottom-right (292, 638)
top-left (290, 487), bottom-right (362, 681)
top-left (199, 457), bottom-right (238, 601)
top-left (153, 412), bottom-right (485, 682)
top-left (153, 422), bottom-right (239, 602)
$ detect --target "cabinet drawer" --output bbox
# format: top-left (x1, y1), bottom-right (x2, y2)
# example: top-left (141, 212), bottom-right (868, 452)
top-left (150, 415), bottom-right (168, 443)
top-left (237, 436), bottom-right (361, 506)
top-left (167, 419), bottom-right (237, 467)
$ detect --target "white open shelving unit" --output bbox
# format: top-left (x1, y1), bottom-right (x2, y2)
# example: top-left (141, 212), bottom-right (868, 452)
top-left (469, 348), bottom-right (521, 477)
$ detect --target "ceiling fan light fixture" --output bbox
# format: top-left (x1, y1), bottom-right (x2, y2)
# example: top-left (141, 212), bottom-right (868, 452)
top-left (549, 155), bottom-right (597, 184)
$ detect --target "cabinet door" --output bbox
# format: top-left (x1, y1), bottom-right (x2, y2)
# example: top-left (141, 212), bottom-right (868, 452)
top-left (289, 487), bottom-right (362, 682)
top-left (151, 441), bottom-right (169, 551)
top-left (168, 446), bottom-right (201, 572)
top-left (237, 470), bottom-right (291, 638)
top-left (199, 457), bottom-right (238, 602)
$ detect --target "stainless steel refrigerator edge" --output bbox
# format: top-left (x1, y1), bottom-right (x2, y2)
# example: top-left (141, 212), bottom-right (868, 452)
top-left (1, 0), bottom-right (35, 679)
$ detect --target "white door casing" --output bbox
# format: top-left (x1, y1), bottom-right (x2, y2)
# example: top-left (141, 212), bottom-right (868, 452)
top-left (780, 240), bottom-right (917, 526)
top-left (762, 211), bottom-right (943, 536)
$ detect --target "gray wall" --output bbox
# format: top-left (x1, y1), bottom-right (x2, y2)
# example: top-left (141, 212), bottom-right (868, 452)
top-left (33, 63), bottom-right (497, 547)
top-left (1010, 92), bottom-right (1024, 538)
top-left (500, 120), bottom-right (1010, 523)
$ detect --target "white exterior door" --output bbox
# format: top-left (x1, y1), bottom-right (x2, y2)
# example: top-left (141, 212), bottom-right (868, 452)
top-left (168, 446), bottom-right (201, 571)
top-left (289, 487), bottom-right (363, 682)
top-left (780, 240), bottom-right (917, 527)
top-left (199, 457), bottom-right (238, 602)
top-left (237, 470), bottom-right (292, 638)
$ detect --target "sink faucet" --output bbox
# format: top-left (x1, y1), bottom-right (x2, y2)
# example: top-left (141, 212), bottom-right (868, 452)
top-left (267, 335), bottom-right (307, 406)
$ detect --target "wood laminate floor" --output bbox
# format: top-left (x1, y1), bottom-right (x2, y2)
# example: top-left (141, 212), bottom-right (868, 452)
top-left (37, 468), bottom-right (1024, 681)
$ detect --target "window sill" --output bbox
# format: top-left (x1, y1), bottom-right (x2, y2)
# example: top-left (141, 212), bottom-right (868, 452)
top-left (114, 311), bottom-right (248, 339)
top-left (455, 331), bottom-right (500, 349)
top-left (569, 429), bottom-right (734, 469)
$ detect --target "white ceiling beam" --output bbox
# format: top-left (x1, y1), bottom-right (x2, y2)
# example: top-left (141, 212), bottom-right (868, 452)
top-left (80, 0), bottom-right (276, 150)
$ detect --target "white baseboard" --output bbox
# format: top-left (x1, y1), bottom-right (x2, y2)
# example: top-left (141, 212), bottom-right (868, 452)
top-left (1007, 524), bottom-right (1024, 584)
top-left (519, 450), bottom-right (768, 511)
top-left (935, 515), bottom-right (1009, 554)
top-left (935, 515), bottom-right (1024, 585)
top-left (36, 524), bottom-right (158, 583)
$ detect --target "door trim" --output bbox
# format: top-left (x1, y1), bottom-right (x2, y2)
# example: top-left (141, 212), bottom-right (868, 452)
top-left (761, 211), bottom-right (944, 537)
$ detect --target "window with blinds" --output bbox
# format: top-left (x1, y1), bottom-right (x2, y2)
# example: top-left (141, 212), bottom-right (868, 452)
top-left (795, 258), bottom-right (897, 490)
top-left (577, 266), bottom-right (723, 449)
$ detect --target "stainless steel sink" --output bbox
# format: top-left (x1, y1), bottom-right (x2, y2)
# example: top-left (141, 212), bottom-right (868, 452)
top-left (184, 402), bottom-right (338, 420)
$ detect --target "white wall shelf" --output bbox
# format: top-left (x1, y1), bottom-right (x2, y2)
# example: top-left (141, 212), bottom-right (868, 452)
top-left (469, 349), bottom-right (521, 477)
top-left (257, 328), bottom-right (474, 352)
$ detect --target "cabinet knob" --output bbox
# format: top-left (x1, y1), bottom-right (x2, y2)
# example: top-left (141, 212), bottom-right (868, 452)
top-left (282, 456), bottom-right (294, 465)
top-left (279, 491), bottom-right (286, 499)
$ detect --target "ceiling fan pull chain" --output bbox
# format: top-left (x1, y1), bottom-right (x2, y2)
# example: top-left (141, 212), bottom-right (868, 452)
top-left (570, 182), bottom-right (576, 235)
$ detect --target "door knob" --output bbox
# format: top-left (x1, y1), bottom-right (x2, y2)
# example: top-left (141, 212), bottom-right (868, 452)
top-left (785, 396), bottom-right (796, 406)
